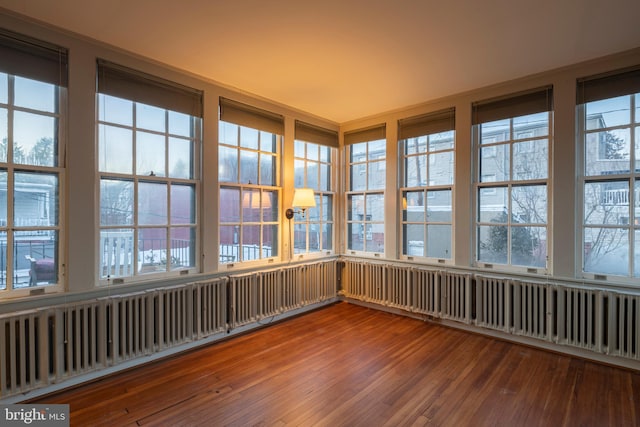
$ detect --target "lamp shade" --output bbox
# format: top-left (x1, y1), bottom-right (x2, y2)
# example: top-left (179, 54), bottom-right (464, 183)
top-left (291, 188), bottom-right (316, 209)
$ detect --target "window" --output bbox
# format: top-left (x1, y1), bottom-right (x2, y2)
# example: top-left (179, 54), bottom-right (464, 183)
top-left (219, 98), bottom-right (282, 263)
top-left (399, 108), bottom-right (455, 259)
top-left (346, 125), bottom-right (386, 254)
top-left (97, 60), bottom-right (202, 281)
top-left (0, 30), bottom-right (67, 293)
top-left (473, 88), bottom-right (552, 270)
top-left (293, 121), bottom-right (337, 254)
top-left (579, 67), bottom-right (640, 278)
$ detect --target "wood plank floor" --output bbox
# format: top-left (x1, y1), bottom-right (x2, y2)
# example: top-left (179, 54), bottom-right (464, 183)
top-left (32, 302), bottom-right (640, 426)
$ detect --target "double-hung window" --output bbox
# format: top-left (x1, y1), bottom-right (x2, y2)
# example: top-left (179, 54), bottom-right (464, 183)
top-left (293, 121), bottom-right (338, 254)
top-left (473, 88), bottom-right (552, 270)
top-left (345, 125), bottom-right (386, 254)
top-left (0, 30), bottom-right (67, 293)
top-left (219, 98), bottom-right (282, 264)
top-left (578, 67), bottom-right (640, 278)
top-left (399, 108), bottom-right (455, 260)
top-left (97, 61), bottom-right (202, 282)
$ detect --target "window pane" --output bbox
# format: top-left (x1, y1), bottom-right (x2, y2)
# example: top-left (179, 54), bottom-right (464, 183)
top-left (98, 94), bottom-right (132, 126)
top-left (368, 160), bottom-right (386, 190)
top-left (585, 129), bottom-right (630, 176)
top-left (99, 124), bottom-right (132, 174)
top-left (0, 72), bottom-right (7, 104)
top-left (511, 225), bottom-right (546, 267)
top-left (240, 150), bottom-right (258, 184)
top-left (348, 194), bottom-right (363, 221)
top-left (514, 112), bottom-right (548, 138)
top-left (367, 223), bottom-right (384, 254)
top-left (136, 131), bottom-right (165, 177)
top-left (427, 189), bottom-right (452, 222)
top-left (169, 111), bottom-right (191, 137)
top-left (478, 187), bottom-right (507, 222)
top-left (586, 96), bottom-right (630, 130)
top-left (138, 182), bottom-right (167, 225)
top-left (15, 172), bottom-right (58, 227)
top-left (0, 230), bottom-right (5, 289)
top-left (219, 225), bottom-right (239, 263)
top-left (307, 162), bottom-right (318, 190)
top-left (584, 181), bottom-right (628, 225)
top-left (308, 223), bottom-right (320, 252)
top-left (481, 119), bottom-right (509, 143)
top-left (350, 164), bottom-right (366, 191)
top-left (139, 227), bottom-right (167, 272)
top-left (320, 146), bottom-right (330, 162)
top-left (584, 227), bottom-right (628, 275)
top-left (260, 131), bottom-right (276, 152)
top-left (171, 184), bottom-right (195, 225)
top-left (259, 153), bottom-right (276, 186)
top-left (14, 77), bottom-right (55, 113)
top-left (219, 145), bottom-right (238, 183)
top-left (169, 137), bottom-right (192, 179)
top-left (137, 103), bottom-right (165, 132)
top-left (100, 179), bottom-right (133, 226)
top-left (513, 139), bottom-right (548, 180)
top-left (242, 189), bottom-right (260, 222)
top-left (294, 140), bottom-right (305, 158)
top-left (170, 227), bottom-right (195, 269)
top-left (480, 144), bottom-right (509, 182)
top-left (404, 223), bottom-right (425, 256)
top-left (367, 193), bottom-right (384, 222)
top-left (429, 131), bottom-right (454, 151)
top-left (347, 222), bottom-right (363, 251)
top-left (240, 127), bottom-right (259, 149)
top-left (263, 224), bottom-right (278, 257)
top-left (319, 164), bottom-right (330, 191)
top-left (242, 225), bottom-right (260, 261)
top-left (429, 151), bottom-right (453, 185)
top-left (478, 225), bottom-right (507, 264)
top-left (0, 170), bottom-right (6, 222)
top-left (322, 195), bottom-right (333, 221)
top-left (512, 185), bottom-right (547, 224)
top-left (293, 222), bottom-right (307, 254)
top-left (99, 228), bottom-right (134, 279)
top-left (262, 190), bottom-right (278, 222)
top-left (13, 112), bottom-right (55, 166)
top-left (405, 136), bottom-right (425, 155)
top-left (405, 155), bottom-right (426, 187)
top-left (220, 187), bottom-right (240, 222)
top-left (404, 191), bottom-right (425, 222)
top-left (427, 224), bottom-right (451, 259)
top-left (219, 121), bottom-right (238, 146)
top-left (322, 223), bottom-right (332, 251)
top-left (350, 142), bottom-right (366, 162)
top-left (294, 159), bottom-right (305, 187)
top-left (368, 140), bottom-right (386, 160)
top-left (0, 108), bottom-right (7, 163)
top-left (17, 230), bottom-right (57, 287)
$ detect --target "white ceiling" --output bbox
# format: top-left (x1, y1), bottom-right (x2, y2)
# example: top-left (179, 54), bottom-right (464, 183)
top-left (1, 0), bottom-right (640, 123)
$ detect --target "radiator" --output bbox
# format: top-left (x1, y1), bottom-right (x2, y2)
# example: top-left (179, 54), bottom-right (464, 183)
top-left (281, 267), bottom-right (301, 312)
top-left (606, 292), bottom-right (640, 360)
top-left (440, 271), bottom-right (472, 324)
top-left (475, 276), bottom-right (550, 341)
top-left (411, 267), bottom-right (439, 316)
top-left (475, 275), bottom-right (509, 332)
top-left (260, 269), bottom-right (283, 318)
top-left (229, 273), bottom-right (260, 328)
top-left (554, 285), bottom-right (602, 353)
top-left (386, 265), bottom-right (410, 310)
top-left (194, 278), bottom-right (227, 339)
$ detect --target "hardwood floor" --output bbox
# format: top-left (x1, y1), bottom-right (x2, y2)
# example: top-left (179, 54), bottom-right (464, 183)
top-left (32, 302), bottom-right (640, 426)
